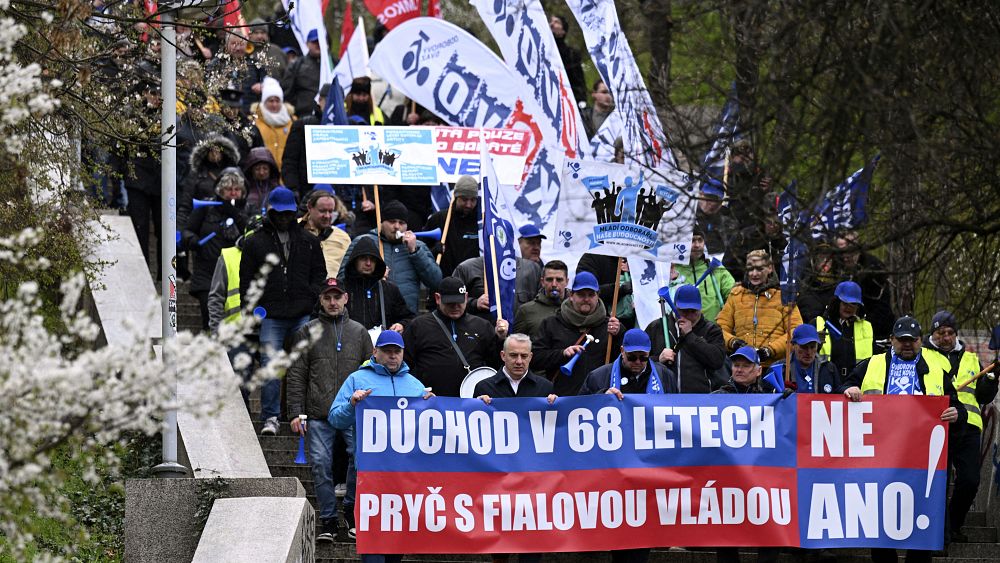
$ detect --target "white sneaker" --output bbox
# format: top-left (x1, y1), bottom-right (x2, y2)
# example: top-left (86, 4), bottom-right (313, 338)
top-left (261, 417), bottom-right (279, 436)
top-left (334, 483), bottom-right (347, 498)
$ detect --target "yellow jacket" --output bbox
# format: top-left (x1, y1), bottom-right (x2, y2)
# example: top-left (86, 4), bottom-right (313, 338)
top-left (251, 102), bottom-right (296, 171)
top-left (716, 283), bottom-right (803, 367)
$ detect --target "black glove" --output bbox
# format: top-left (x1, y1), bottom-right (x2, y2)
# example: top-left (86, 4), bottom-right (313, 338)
top-left (757, 347), bottom-right (773, 361)
top-left (730, 339), bottom-right (747, 351)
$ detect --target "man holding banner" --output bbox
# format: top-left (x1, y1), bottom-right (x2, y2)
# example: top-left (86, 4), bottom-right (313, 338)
top-left (842, 315), bottom-right (962, 563)
top-left (328, 330), bottom-right (435, 547)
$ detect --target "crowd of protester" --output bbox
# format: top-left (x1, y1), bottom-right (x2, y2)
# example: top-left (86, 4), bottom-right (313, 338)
top-left (85, 5), bottom-right (999, 563)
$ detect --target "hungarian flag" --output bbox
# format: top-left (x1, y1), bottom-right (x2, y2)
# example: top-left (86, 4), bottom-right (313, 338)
top-left (339, 1), bottom-right (355, 57)
top-left (363, 0), bottom-right (421, 30)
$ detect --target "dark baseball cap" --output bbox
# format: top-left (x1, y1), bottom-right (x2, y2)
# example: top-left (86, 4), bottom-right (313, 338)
top-left (320, 277), bottom-right (346, 295)
top-left (437, 277), bottom-right (468, 304)
top-left (892, 316), bottom-right (921, 339)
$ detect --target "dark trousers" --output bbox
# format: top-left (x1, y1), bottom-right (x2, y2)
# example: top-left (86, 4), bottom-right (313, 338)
top-left (126, 188), bottom-right (162, 276)
top-left (871, 548), bottom-right (932, 563)
top-left (192, 289), bottom-right (209, 332)
top-left (948, 427), bottom-right (982, 531)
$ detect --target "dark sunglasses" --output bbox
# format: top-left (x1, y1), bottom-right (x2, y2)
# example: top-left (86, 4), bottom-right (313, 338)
top-left (625, 353), bottom-right (649, 362)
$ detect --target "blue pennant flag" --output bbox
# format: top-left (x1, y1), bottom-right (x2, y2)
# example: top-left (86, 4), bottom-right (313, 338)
top-left (321, 76), bottom-right (349, 126)
top-left (815, 154), bottom-right (880, 235)
top-left (431, 183), bottom-right (451, 213)
top-left (480, 134), bottom-right (517, 323)
top-left (699, 83), bottom-right (741, 192)
top-left (777, 181), bottom-right (808, 306)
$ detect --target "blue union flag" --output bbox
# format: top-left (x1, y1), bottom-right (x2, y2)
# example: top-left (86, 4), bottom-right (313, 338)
top-left (480, 133), bottom-right (517, 322)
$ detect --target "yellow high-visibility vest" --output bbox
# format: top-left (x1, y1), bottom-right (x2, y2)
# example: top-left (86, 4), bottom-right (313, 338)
top-left (861, 352), bottom-right (945, 396)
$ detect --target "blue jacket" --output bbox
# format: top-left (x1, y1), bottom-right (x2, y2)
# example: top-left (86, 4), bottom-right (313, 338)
top-left (328, 358), bottom-right (428, 429)
top-left (339, 231), bottom-right (442, 314)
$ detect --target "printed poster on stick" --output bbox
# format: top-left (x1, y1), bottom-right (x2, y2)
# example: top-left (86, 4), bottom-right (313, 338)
top-left (306, 126), bottom-right (531, 185)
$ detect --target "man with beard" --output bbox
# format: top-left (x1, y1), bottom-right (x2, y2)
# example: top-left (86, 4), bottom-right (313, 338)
top-left (346, 77), bottom-right (385, 126)
top-left (423, 176), bottom-right (480, 276)
top-left (280, 28), bottom-right (323, 117)
top-left (531, 272), bottom-right (623, 396)
top-left (842, 316), bottom-right (963, 563)
top-left (513, 260), bottom-right (569, 339)
top-left (404, 277), bottom-right (507, 397)
top-left (240, 187), bottom-right (327, 436)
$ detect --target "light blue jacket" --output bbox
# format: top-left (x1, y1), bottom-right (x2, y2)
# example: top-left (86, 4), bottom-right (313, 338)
top-left (328, 358), bottom-right (428, 429)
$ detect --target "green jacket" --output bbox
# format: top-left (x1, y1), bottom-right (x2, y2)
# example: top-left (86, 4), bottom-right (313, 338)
top-left (670, 259), bottom-right (735, 322)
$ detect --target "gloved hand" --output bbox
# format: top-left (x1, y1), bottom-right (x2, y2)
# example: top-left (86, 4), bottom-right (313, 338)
top-left (730, 339), bottom-right (747, 351)
top-left (757, 347), bottom-right (773, 362)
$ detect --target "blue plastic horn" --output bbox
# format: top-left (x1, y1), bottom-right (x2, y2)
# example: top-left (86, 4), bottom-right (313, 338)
top-left (824, 320), bottom-right (843, 340)
top-left (192, 198), bottom-right (222, 209)
top-left (695, 258), bottom-right (724, 287)
top-left (656, 286), bottom-right (680, 317)
top-left (412, 227), bottom-right (442, 240)
top-left (560, 334), bottom-right (596, 376)
top-left (294, 434), bottom-right (308, 465)
top-left (763, 369), bottom-right (785, 393)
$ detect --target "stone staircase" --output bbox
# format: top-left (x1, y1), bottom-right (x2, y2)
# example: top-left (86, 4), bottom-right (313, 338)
top-left (170, 265), bottom-right (1000, 563)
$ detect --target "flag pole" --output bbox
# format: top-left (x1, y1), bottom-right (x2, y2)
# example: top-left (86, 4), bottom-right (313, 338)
top-left (605, 257), bottom-right (623, 363)
top-left (489, 234), bottom-right (503, 323)
top-left (436, 187), bottom-right (454, 265)
top-left (373, 185), bottom-right (384, 259)
top-left (783, 304), bottom-right (793, 386)
top-left (722, 146), bottom-right (731, 189)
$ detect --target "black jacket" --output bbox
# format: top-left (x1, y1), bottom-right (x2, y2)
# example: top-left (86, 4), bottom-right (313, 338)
top-left (403, 310), bottom-right (501, 397)
top-left (423, 205), bottom-right (480, 277)
top-left (280, 54), bottom-right (322, 117)
top-left (473, 370), bottom-right (553, 399)
top-left (178, 135), bottom-right (241, 233)
top-left (238, 218), bottom-right (326, 320)
top-left (531, 311), bottom-right (622, 397)
top-left (280, 113), bottom-right (319, 198)
top-left (767, 358), bottom-right (841, 394)
top-left (341, 236), bottom-right (414, 330)
top-left (644, 315), bottom-right (728, 393)
top-left (182, 197), bottom-right (248, 293)
top-left (580, 359), bottom-right (678, 396)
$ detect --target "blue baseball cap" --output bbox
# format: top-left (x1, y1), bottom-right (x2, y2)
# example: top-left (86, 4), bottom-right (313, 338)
top-left (267, 186), bottom-right (298, 212)
top-left (792, 324), bottom-right (821, 345)
top-left (674, 284), bottom-right (702, 310)
top-left (700, 177), bottom-right (725, 199)
top-left (622, 329), bottom-right (651, 353)
top-left (834, 281), bottom-right (863, 305)
top-left (375, 330), bottom-right (405, 349)
top-left (306, 29), bottom-right (319, 43)
top-left (571, 271), bottom-right (599, 292)
top-left (281, 46), bottom-right (299, 55)
top-left (730, 345), bottom-right (760, 365)
top-left (518, 224), bottom-right (547, 239)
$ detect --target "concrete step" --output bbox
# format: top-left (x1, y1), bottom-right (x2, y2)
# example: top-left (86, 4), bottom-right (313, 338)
top-left (963, 511), bottom-right (988, 527)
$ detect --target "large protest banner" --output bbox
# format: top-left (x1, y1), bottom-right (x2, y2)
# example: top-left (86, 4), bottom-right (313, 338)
top-left (354, 394), bottom-right (947, 553)
top-left (555, 159), bottom-right (696, 264)
top-left (305, 126), bottom-right (530, 185)
top-left (369, 18), bottom-right (563, 232)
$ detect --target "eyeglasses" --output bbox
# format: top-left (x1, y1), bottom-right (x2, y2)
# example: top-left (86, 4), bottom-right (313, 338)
top-left (624, 353), bottom-right (649, 362)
